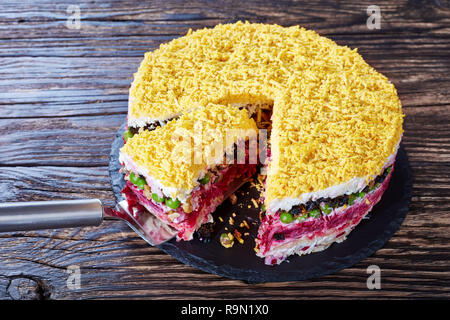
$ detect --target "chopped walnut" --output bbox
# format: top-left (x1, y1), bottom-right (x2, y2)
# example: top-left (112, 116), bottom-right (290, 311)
top-left (234, 229), bottom-right (244, 244)
top-left (143, 185), bottom-right (152, 200)
top-left (220, 232), bottom-right (234, 248)
top-left (167, 212), bottom-right (180, 222)
top-left (257, 174), bottom-right (266, 185)
top-left (182, 201), bottom-right (193, 213)
top-left (229, 193), bottom-right (238, 205)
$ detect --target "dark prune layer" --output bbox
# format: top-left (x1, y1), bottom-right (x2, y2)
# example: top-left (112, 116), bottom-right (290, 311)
top-left (128, 116), bottom-right (180, 135)
top-left (195, 222), bottom-right (216, 243)
top-left (286, 165), bottom-right (393, 218)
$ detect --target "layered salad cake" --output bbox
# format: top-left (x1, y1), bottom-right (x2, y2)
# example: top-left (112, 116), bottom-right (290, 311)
top-left (119, 103), bottom-right (258, 241)
top-left (119, 22), bottom-right (404, 264)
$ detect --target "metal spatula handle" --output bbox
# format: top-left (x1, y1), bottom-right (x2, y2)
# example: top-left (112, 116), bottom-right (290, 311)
top-left (0, 199), bottom-right (104, 232)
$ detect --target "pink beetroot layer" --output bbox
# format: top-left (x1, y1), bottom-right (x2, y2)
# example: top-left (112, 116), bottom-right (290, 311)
top-left (257, 163), bottom-right (395, 259)
top-left (122, 163), bottom-right (257, 241)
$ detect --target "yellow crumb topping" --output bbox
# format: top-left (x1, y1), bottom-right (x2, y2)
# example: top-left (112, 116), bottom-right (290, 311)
top-left (120, 103), bottom-right (256, 197)
top-left (128, 21), bottom-right (404, 205)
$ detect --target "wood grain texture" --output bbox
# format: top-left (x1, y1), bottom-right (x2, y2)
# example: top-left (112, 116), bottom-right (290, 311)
top-left (0, 0), bottom-right (449, 299)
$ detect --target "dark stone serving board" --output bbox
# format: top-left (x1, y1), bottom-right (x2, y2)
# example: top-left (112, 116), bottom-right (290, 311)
top-left (109, 123), bottom-right (413, 283)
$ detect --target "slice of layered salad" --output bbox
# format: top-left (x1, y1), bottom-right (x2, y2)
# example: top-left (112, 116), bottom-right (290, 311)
top-left (119, 103), bottom-right (258, 241)
top-left (256, 162), bottom-right (396, 265)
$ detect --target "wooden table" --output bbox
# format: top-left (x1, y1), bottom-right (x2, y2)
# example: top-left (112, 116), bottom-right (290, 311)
top-left (0, 0), bottom-right (449, 299)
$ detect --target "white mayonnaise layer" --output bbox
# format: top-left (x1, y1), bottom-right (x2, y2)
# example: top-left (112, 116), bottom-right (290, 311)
top-left (267, 142), bottom-right (400, 214)
top-left (119, 136), bottom-right (254, 202)
top-left (119, 151), bottom-right (192, 202)
top-left (127, 94), bottom-right (184, 128)
top-left (260, 222), bottom-right (354, 265)
top-left (127, 98), bottom-right (260, 128)
top-left (127, 93), bottom-right (400, 214)
top-left (127, 115), bottom-right (181, 129)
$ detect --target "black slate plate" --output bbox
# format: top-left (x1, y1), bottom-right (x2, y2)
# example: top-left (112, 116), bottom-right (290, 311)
top-left (109, 123), bottom-right (412, 283)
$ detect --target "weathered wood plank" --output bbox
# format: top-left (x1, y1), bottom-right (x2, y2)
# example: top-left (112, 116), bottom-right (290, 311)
top-left (0, 114), bottom-right (124, 166)
top-left (0, 155), bottom-right (447, 299)
top-left (0, 0), bottom-right (449, 39)
top-left (0, 224), bottom-right (449, 299)
top-left (0, 112), bottom-right (449, 167)
top-left (0, 166), bottom-right (116, 206)
top-left (2, 34), bottom-right (450, 62)
top-left (0, 0), bottom-right (449, 299)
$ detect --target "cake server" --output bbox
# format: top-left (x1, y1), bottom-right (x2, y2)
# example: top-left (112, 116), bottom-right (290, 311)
top-left (0, 199), bottom-right (177, 246)
top-left (0, 177), bottom-right (248, 246)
